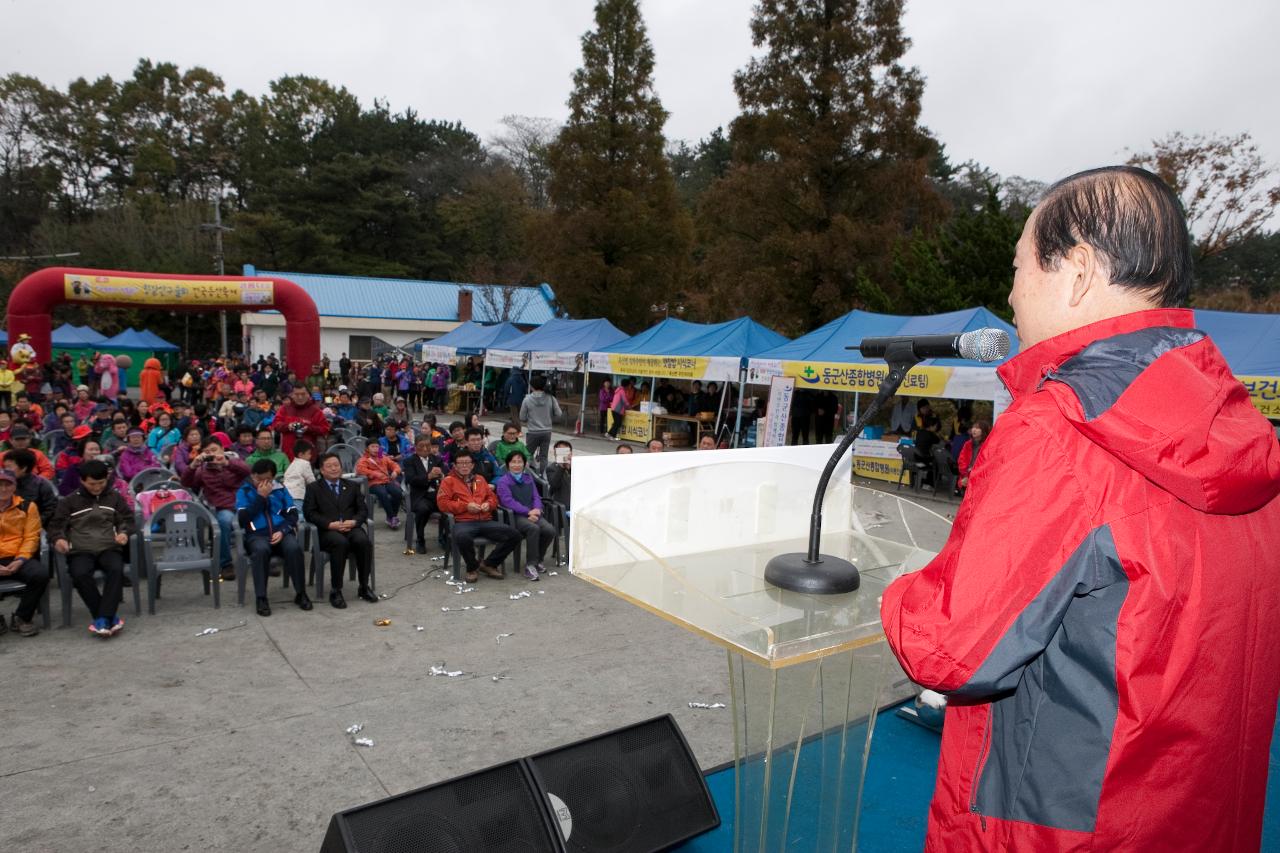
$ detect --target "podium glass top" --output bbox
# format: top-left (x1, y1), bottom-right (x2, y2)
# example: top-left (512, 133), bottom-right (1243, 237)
top-left (570, 446), bottom-right (948, 668)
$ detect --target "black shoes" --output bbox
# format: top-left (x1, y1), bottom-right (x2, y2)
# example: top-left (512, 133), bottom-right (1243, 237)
top-left (256, 597), bottom-right (271, 617)
top-left (330, 590), bottom-right (347, 609)
top-left (357, 587), bottom-right (377, 603)
top-left (295, 592), bottom-right (313, 611)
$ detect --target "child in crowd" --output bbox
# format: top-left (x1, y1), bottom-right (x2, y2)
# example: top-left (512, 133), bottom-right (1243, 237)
top-left (283, 439), bottom-right (317, 502)
top-left (355, 442), bottom-right (403, 529)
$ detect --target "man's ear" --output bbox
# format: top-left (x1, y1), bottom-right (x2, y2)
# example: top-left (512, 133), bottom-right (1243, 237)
top-left (1067, 243), bottom-right (1104, 307)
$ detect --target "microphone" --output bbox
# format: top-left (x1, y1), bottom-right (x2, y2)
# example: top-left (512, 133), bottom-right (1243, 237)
top-left (851, 328), bottom-right (1011, 362)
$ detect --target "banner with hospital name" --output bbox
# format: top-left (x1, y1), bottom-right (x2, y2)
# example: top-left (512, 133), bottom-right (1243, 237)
top-left (851, 437), bottom-right (904, 483)
top-left (484, 349), bottom-right (529, 369)
top-left (748, 359), bottom-right (1005, 401)
top-left (587, 352), bottom-right (741, 382)
top-left (64, 273), bottom-right (274, 306)
top-left (1239, 375), bottom-right (1280, 418)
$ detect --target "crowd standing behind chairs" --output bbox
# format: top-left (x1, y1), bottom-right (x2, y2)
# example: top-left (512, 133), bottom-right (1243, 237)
top-left (0, 347), bottom-right (588, 640)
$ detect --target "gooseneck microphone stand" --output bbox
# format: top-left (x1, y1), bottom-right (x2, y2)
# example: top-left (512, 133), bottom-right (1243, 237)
top-left (764, 341), bottom-right (922, 595)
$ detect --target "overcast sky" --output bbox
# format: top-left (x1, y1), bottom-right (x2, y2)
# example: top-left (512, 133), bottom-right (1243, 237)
top-left (3, 0), bottom-right (1277, 186)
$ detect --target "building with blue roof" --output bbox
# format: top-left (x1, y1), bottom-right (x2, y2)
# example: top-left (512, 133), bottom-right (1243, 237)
top-left (239, 265), bottom-right (558, 362)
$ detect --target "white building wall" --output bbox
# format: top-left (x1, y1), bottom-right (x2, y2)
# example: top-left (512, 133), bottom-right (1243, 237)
top-left (242, 315), bottom-right (458, 365)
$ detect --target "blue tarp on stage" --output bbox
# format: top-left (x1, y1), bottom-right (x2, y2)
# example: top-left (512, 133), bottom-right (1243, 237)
top-left (751, 307), bottom-right (1020, 368)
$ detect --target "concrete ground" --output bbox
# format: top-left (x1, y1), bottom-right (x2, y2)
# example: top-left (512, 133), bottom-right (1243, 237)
top-left (0, 419), bottom-right (954, 853)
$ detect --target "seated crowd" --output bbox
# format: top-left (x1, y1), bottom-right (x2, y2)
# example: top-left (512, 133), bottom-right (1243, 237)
top-left (0, 357), bottom-right (575, 638)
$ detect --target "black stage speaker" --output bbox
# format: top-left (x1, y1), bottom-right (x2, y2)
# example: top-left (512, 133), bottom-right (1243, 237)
top-left (320, 759), bottom-right (562, 853)
top-left (525, 714), bottom-right (720, 852)
top-left (320, 715), bottom-right (718, 853)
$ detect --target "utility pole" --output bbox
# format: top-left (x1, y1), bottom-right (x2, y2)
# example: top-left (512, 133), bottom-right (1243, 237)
top-left (200, 195), bottom-right (234, 355)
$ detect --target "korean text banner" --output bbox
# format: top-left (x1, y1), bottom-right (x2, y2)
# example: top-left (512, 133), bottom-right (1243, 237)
top-left (64, 274), bottom-right (274, 307)
top-left (587, 352), bottom-right (741, 381)
top-left (484, 349), bottom-right (528, 369)
top-left (1239, 375), bottom-right (1280, 418)
top-left (750, 359), bottom-right (951, 395)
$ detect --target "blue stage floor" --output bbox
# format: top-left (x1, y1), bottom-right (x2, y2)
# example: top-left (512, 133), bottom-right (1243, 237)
top-left (677, 701), bottom-right (1280, 851)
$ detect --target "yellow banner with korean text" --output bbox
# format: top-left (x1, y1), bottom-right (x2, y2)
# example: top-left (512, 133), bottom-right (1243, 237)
top-left (64, 274), bottom-right (275, 307)
top-left (780, 360), bottom-right (953, 396)
top-left (620, 410), bottom-right (654, 443)
top-left (599, 354), bottom-right (711, 380)
top-left (1239, 375), bottom-right (1280, 419)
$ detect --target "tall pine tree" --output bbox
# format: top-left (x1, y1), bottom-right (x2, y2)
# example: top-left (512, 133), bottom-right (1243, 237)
top-left (696, 0), bottom-right (942, 333)
top-left (538, 0), bottom-right (691, 330)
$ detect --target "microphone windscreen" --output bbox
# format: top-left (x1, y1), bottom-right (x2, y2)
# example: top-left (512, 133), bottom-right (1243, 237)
top-left (957, 328), bottom-right (1011, 362)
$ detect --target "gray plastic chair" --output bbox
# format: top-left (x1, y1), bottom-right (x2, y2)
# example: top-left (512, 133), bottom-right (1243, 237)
top-left (442, 512), bottom-right (521, 582)
top-left (141, 500), bottom-right (221, 613)
top-left (0, 558), bottom-right (51, 629)
top-left (347, 436), bottom-right (368, 453)
top-left (326, 444), bottom-right (361, 473)
top-left (53, 536), bottom-right (142, 627)
top-left (129, 467), bottom-right (175, 496)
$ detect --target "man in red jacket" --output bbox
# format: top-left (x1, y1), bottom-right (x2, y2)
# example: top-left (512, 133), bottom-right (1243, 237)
top-left (880, 166), bottom-right (1280, 852)
top-left (273, 385), bottom-right (330, 460)
top-left (436, 449), bottom-right (519, 583)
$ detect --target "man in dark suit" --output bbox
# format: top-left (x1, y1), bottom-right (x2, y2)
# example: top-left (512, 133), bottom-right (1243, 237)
top-left (402, 434), bottom-right (446, 554)
top-left (303, 452), bottom-right (375, 609)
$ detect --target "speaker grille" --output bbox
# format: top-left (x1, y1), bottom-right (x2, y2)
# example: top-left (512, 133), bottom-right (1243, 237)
top-left (328, 761), bottom-right (558, 853)
top-left (529, 716), bottom-right (718, 853)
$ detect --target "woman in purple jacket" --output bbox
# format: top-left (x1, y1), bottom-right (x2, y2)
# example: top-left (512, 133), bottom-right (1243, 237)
top-left (493, 450), bottom-right (555, 581)
top-left (596, 379), bottom-right (613, 433)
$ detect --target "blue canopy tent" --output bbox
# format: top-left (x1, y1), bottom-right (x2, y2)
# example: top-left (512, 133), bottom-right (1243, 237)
top-left (51, 324), bottom-right (110, 382)
top-left (748, 307), bottom-right (1019, 403)
top-left (418, 321), bottom-right (526, 361)
top-left (1193, 309), bottom-right (1280, 418)
top-left (98, 327), bottom-right (179, 384)
top-left (588, 317), bottom-right (789, 443)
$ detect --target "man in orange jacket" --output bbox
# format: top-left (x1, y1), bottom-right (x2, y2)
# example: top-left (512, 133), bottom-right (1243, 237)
top-left (436, 449), bottom-right (519, 583)
top-left (0, 469), bottom-right (47, 637)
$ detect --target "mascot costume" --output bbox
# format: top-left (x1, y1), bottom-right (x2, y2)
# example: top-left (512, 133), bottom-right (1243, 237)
top-left (96, 353), bottom-right (123, 399)
top-left (139, 357), bottom-right (164, 405)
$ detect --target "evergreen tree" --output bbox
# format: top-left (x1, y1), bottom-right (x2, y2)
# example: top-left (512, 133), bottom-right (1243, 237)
top-left (696, 0), bottom-right (942, 333)
top-left (538, 0), bottom-right (692, 330)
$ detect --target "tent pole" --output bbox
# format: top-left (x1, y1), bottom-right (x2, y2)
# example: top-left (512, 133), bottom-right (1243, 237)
top-left (733, 368), bottom-right (745, 448)
top-left (479, 354), bottom-right (487, 416)
top-left (578, 359), bottom-right (590, 436)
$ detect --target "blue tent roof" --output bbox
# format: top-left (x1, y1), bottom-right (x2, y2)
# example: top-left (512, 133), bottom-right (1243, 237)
top-left (752, 307), bottom-right (1019, 367)
top-left (98, 327), bottom-right (179, 352)
top-left (494, 317), bottom-right (628, 354)
top-left (1193, 309), bottom-right (1280, 377)
top-left (245, 265), bottom-right (557, 326)
top-left (598, 317), bottom-right (788, 359)
top-left (52, 324), bottom-right (108, 346)
top-left (424, 321), bottom-right (527, 355)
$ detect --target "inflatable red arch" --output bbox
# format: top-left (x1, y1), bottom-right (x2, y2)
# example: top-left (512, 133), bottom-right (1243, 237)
top-left (6, 267), bottom-right (320, 371)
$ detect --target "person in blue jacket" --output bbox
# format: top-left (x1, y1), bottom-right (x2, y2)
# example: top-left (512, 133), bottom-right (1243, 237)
top-left (236, 458), bottom-right (309, 617)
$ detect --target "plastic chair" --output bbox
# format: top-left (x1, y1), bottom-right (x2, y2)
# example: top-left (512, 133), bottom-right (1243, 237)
top-left (140, 500), bottom-right (221, 613)
top-left (0, 557), bottom-right (52, 629)
top-left (129, 467), bottom-right (175, 496)
top-left (53, 537), bottom-right (142, 627)
top-left (896, 445), bottom-right (929, 492)
top-left (297, 491), bottom-right (378, 600)
top-left (441, 512), bottom-right (521, 582)
top-left (931, 444), bottom-right (957, 496)
top-left (326, 444), bottom-right (361, 473)
top-left (348, 436), bottom-right (368, 453)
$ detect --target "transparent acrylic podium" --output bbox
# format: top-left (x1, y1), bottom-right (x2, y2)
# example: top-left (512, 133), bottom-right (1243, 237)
top-left (570, 445), bottom-right (948, 852)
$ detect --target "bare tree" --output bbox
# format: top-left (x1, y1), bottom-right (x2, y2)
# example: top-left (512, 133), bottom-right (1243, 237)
top-left (1129, 131), bottom-right (1280, 259)
top-left (488, 115), bottom-right (558, 209)
top-left (471, 283), bottom-right (537, 324)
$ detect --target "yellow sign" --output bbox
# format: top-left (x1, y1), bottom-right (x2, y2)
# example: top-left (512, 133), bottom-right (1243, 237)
top-left (64, 274), bottom-right (275, 307)
top-left (782, 360), bottom-right (952, 395)
top-left (853, 454), bottom-right (903, 483)
top-left (1239, 375), bottom-right (1280, 419)
top-left (607, 354), bottom-right (711, 380)
top-left (620, 410), bottom-right (654, 443)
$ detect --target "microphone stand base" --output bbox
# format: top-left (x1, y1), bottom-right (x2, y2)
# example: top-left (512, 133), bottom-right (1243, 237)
top-left (764, 553), bottom-right (861, 595)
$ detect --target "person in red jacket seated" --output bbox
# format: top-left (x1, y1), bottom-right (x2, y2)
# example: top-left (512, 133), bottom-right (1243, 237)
top-left (880, 165), bottom-right (1280, 853)
top-left (954, 419), bottom-right (989, 494)
top-left (435, 449), bottom-right (520, 584)
top-left (272, 385), bottom-right (329, 460)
